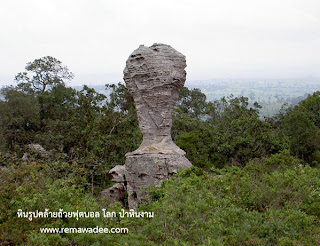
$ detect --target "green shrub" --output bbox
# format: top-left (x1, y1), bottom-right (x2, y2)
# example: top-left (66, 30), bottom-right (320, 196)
top-left (119, 161), bottom-right (320, 245)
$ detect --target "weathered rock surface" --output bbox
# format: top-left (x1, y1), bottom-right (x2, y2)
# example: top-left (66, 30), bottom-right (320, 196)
top-left (100, 165), bottom-right (127, 205)
top-left (123, 43), bottom-right (192, 208)
top-left (26, 144), bottom-right (49, 158)
top-left (100, 183), bottom-right (125, 205)
top-left (123, 43), bottom-right (187, 155)
top-left (125, 154), bottom-right (191, 208)
top-left (109, 165), bottom-right (126, 183)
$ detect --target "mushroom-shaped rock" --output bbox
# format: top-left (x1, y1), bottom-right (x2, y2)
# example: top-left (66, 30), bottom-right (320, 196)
top-left (124, 43), bottom-right (187, 155)
top-left (123, 44), bottom-right (192, 209)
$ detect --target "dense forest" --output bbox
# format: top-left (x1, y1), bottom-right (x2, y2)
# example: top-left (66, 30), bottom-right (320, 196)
top-left (1, 57), bottom-right (320, 245)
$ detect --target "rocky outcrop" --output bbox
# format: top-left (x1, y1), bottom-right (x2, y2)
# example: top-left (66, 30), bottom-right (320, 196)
top-left (100, 183), bottom-right (125, 205)
top-left (100, 165), bottom-right (126, 205)
top-left (109, 165), bottom-right (126, 183)
top-left (23, 144), bottom-right (49, 160)
top-left (123, 44), bottom-right (192, 208)
top-left (125, 154), bottom-right (191, 208)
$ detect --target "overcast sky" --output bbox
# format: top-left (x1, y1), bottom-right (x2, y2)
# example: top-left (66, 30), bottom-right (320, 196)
top-left (0, 0), bottom-right (319, 86)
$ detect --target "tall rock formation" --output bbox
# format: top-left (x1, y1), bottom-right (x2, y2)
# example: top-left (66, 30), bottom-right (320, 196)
top-left (123, 43), bottom-right (192, 208)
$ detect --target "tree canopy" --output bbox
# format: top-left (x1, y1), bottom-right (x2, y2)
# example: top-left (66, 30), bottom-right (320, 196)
top-left (15, 56), bottom-right (74, 94)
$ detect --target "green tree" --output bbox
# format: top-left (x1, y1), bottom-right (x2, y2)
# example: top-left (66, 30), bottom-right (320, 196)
top-left (177, 87), bottom-right (208, 118)
top-left (269, 91), bottom-right (320, 163)
top-left (280, 109), bottom-right (320, 163)
top-left (298, 91), bottom-right (320, 128)
top-left (174, 95), bottom-right (285, 168)
top-left (0, 87), bottom-right (40, 152)
top-left (15, 56), bottom-right (74, 94)
top-left (15, 56), bottom-right (75, 129)
top-left (33, 85), bottom-right (78, 152)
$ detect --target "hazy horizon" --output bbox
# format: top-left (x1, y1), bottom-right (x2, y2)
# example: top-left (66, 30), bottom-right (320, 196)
top-left (1, 73), bottom-right (320, 88)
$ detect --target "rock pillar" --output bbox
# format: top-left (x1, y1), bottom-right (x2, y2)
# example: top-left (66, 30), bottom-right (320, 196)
top-left (123, 43), bottom-right (192, 208)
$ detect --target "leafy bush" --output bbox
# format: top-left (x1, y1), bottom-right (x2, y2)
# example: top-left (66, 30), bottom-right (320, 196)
top-left (119, 161), bottom-right (320, 245)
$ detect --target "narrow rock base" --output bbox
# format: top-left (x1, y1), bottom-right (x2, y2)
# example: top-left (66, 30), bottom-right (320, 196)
top-left (125, 154), bottom-right (192, 209)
